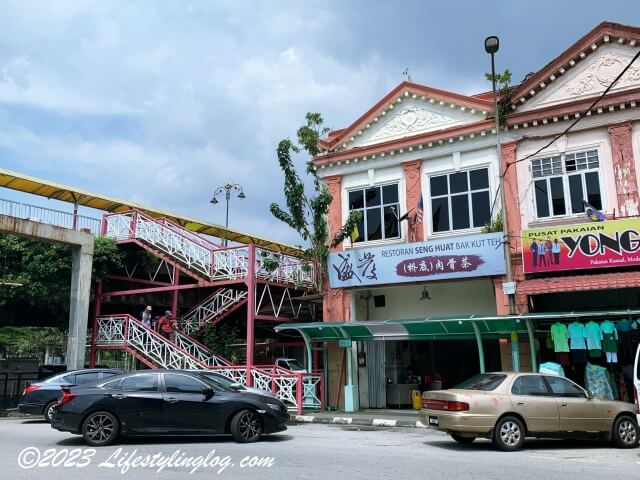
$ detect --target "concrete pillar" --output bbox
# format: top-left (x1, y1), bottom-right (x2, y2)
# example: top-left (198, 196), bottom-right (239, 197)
top-left (608, 122), bottom-right (639, 217)
top-left (66, 243), bottom-right (94, 369)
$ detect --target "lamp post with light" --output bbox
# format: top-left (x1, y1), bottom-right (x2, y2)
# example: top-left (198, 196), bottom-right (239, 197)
top-left (210, 183), bottom-right (245, 246)
top-left (485, 35), bottom-right (516, 315)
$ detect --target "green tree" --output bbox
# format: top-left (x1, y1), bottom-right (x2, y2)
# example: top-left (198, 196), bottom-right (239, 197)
top-left (0, 235), bottom-right (123, 324)
top-left (270, 113), bottom-right (362, 290)
top-left (198, 322), bottom-right (240, 361)
top-left (484, 69), bottom-right (513, 126)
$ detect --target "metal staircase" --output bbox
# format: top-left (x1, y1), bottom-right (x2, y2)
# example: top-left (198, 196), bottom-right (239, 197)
top-left (103, 209), bottom-right (316, 286)
top-left (182, 288), bottom-right (248, 335)
top-left (94, 314), bottom-right (323, 413)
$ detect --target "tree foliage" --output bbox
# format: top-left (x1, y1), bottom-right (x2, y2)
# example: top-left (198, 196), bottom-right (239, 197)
top-left (0, 234), bottom-right (123, 323)
top-left (484, 69), bottom-right (513, 126)
top-left (270, 113), bottom-right (362, 288)
top-left (198, 322), bottom-right (240, 362)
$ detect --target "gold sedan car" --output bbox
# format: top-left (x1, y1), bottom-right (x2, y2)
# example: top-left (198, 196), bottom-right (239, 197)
top-left (419, 372), bottom-right (639, 451)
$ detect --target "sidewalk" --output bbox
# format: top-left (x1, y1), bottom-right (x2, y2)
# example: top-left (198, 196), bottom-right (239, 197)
top-left (291, 408), bottom-right (429, 429)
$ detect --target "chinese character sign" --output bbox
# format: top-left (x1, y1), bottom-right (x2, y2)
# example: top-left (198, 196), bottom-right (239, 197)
top-left (327, 233), bottom-right (506, 288)
top-left (521, 219), bottom-right (640, 274)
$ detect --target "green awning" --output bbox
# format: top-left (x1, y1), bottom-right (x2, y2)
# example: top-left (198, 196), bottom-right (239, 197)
top-left (275, 310), bottom-right (640, 342)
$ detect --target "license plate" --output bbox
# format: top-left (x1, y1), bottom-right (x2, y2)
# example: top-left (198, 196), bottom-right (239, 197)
top-left (428, 416), bottom-right (439, 426)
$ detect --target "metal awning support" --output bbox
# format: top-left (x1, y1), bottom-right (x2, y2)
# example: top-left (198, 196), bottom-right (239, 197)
top-left (338, 327), bottom-right (357, 412)
top-left (470, 321), bottom-right (485, 373)
top-left (525, 318), bottom-right (537, 373)
top-left (298, 329), bottom-right (313, 374)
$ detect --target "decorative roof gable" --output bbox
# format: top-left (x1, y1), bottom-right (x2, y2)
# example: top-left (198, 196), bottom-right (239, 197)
top-left (509, 22), bottom-right (640, 113)
top-left (319, 81), bottom-right (492, 153)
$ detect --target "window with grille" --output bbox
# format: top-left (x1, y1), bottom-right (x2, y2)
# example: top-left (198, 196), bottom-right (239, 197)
top-left (429, 167), bottom-right (491, 233)
top-left (348, 183), bottom-right (400, 243)
top-left (531, 150), bottom-right (602, 219)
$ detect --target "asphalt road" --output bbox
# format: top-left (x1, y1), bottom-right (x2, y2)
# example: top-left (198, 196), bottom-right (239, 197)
top-left (2, 418), bottom-right (640, 479)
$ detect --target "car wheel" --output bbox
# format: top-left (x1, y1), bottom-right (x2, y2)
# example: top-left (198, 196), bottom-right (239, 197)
top-left (493, 416), bottom-right (525, 451)
top-left (43, 401), bottom-right (57, 423)
top-left (611, 416), bottom-right (639, 448)
top-left (451, 434), bottom-right (475, 445)
top-left (81, 411), bottom-right (119, 447)
top-left (230, 410), bottom-right (263, 443)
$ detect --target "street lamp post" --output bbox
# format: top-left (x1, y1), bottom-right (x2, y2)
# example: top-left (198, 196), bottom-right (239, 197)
top-left (485, 35), bottom-right (516, 315)
top-left (210, 183), bottom-right (246, 246)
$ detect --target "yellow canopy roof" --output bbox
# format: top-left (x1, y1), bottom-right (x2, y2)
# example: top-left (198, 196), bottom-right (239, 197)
top-left (0, 167), bottom-right (303, 255)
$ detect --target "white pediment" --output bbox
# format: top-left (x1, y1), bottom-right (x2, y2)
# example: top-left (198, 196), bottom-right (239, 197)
top-left (517, 44), bottom-right (640, 113)
top-left (346, 98), bottom-right (481, 149)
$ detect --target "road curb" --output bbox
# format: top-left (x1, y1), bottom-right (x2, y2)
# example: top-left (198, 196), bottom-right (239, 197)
top-left (0, 409), bottom-right (31, 419)
top-left (289, 414), bottom-right (427, 429)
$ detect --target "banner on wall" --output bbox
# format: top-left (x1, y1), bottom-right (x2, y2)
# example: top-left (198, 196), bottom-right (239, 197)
top-left (521, 218), bottom-right (640, 274)
top-left (327, 232), bottom-right (506, 288)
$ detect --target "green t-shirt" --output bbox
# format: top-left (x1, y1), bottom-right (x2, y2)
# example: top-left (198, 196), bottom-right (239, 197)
top-left (550, 323), bottom-right (569, 353)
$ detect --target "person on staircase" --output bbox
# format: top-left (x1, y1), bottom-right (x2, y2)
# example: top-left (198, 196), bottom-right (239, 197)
top-left (158, 310), bottom-right (178, 343)
top-left (139, 305), bottom-right (154, 330)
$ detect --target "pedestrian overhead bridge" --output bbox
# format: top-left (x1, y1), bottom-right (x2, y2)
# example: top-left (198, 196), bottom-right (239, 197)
top-left (0, 167), bottom-right (302, 255)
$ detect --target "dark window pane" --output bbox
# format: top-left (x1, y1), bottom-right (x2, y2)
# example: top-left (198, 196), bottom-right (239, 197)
top-left (585, 172), bottom-right (602, 209)
top-left (550, 177), bottom-right (566, 216)
top-left (349, 190), bottom-right (364, 209)
top-left (431, 198), bottom-right (449, 232)
top-left (449, 172), bottom-right (468, 194)
top-left (430, 175), bottom-right (448, 196)
top-left (366, 208), bottom-right (382, 241)
top-left (469, 169), bottom-right (489, 190)
top-left (102, 372), bottom-right (119, 378)
top-left (75, 372), bottom-right (101, 385)
top-left (511, 376), bottom-right (550, 396)
top-left (451, 194), bottom-right (470, 230)
top-left (472, 191), bottom-right (491, 228)
top-left (383, 205), bottom-right (400, 239)
top-left (122, 374), bottom-right (158, 392)
top-left (382, 184), bottom-right (398, 204)
top-left (568, 174), bottom-right (584, 214)
top-left (545, 376), bottom-right (586, 398)
top-left (365, 187), bottom-right (381, 207)
top-left (165, 374), bottom-right (207, 394)
top-left (534, 180), bottom-right (550, 218)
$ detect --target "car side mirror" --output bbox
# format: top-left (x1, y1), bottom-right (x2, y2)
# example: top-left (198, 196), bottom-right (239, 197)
top-left (586, 390), bottom-right (595, 400)
top-left (229, 383), bottom-right (242, 390)
top-left (202, 388), bottom-right (214, 398)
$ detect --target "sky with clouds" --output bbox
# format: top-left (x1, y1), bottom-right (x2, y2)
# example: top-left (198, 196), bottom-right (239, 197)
top-left (0, 0), bottom-right (639, 247)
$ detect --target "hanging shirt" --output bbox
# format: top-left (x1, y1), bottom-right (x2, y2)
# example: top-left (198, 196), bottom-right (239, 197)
top-left (550, 323), bottom-right (570, 353)
top-left (600, 320), bottom-right (619, 339)
top-left (616, 320), bottom-right (632, 332)
top-left (567, 322), bottom-right (587, 349)
top-left (585, 321), bottom-right (602, 350)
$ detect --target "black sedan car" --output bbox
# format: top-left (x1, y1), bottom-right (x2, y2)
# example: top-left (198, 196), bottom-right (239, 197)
top-left (19, 368), bottom-right (123, 422)
top-left (51, 370), bottom-right (289, 446)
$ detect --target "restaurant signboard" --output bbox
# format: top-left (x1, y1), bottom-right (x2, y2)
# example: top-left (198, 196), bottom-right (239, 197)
top-left (328, 232), bottom-right (506, 288)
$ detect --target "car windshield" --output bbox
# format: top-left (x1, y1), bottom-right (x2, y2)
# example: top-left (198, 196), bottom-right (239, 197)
top-left (454, 374), bottom-right (507, 391)
top-left (199, 373), bottom-right (244, 390)
top-left (287, 360), bottom-right (304, 370)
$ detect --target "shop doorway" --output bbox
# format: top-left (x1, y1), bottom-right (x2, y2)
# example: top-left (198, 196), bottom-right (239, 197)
top-left (366, 339), bottom-right (501, 409)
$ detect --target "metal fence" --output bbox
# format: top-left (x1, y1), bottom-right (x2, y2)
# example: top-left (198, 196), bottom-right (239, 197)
top-left (0, 371), bottom-right (39, 410)
top-left (0, 197), bottom-right (101, 235)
